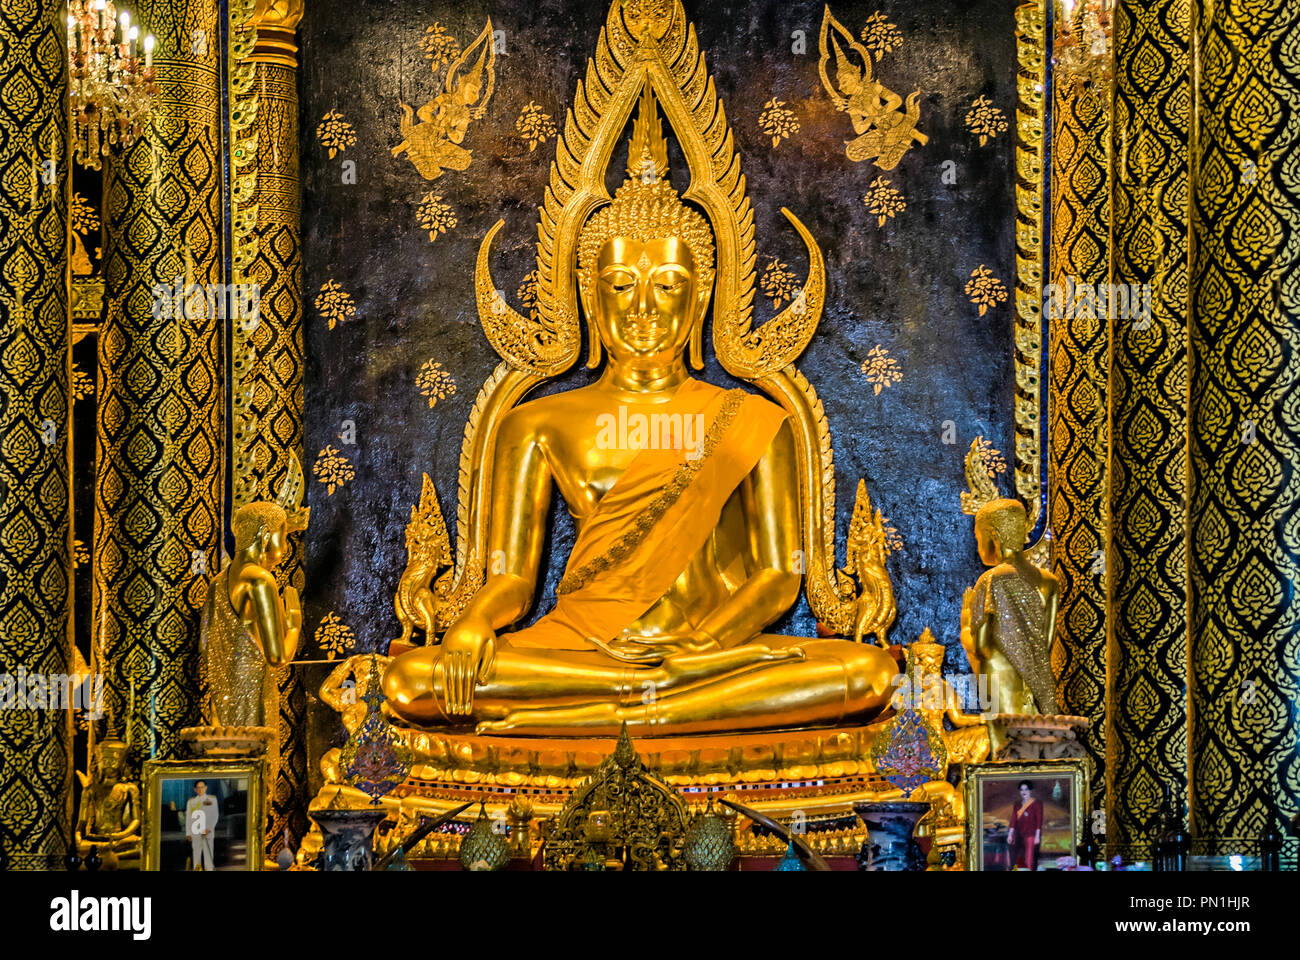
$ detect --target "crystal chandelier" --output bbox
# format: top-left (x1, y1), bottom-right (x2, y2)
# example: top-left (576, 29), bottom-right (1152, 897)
top-left (1054, 0), bottom-right (1113, 90)
top-left (68, 1), bottom-right (156, 169)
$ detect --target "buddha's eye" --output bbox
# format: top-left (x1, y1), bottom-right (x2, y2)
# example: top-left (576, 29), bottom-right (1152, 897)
top-left (603, 273), bottom-right (635, 294)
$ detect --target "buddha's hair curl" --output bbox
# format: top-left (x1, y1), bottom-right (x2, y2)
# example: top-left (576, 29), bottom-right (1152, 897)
top-left (578, 177), bottom-right (715, 286)
top-left (974, 498), bottom-right (1027, 552)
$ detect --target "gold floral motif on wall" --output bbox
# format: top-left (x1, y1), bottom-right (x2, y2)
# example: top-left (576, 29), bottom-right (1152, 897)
top-left (759, 258), bottom-right (800, 308)
top-left (315, 279), bottom-right (357, 330)
top-left (965, 96), bottom-right (1008, 146)
top-left (758, 98), bottom-right (799, 147)
top-left (393, 19), bottom-right (497, 181)
top-left (965, 264), bottom-right (1007, 315)
top-left (516, 101), bottom-right (557, 151)
top-left (415, 193), bottom-right (457, 242)
top-left (73, 538), bottom-right (89, 569)
top-left (881, 516), bottom-right (904, 555)
top-left (416, 360), bottom-right (457, 407)
top-left (313, 445), bottom-right (354, 495)
top-left (861, 344), bottom-right (902, 395)
top-left (974, 435), bottom-right (1007, 479)
top-left (862, 176), bottom-right (905, 226)
top-left (421, 22), bottom-right (461, 67)
top-left (317, 110), bottom-right (357, 158)
top-left (316, 611), bottom-right (356, 659)
top-left (859, 11), bottom-right (902, 60)
top-left (819, 6), bottom-right (926, 170)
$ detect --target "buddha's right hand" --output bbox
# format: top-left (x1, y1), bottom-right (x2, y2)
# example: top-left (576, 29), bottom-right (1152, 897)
top-left (439, 615), bottom-right (497, 716)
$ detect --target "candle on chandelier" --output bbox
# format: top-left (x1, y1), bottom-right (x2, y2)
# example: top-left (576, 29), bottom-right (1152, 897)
top-left (144, 33), bottom-right (154, 69)
top-left (128, 25), bottom-right (138, 59)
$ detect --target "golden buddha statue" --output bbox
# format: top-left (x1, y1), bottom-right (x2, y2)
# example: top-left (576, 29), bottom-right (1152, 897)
top-left (907, 631), bottom-right (989, 765)
top-left (384, 71), bottom-right (901, 736)
top-left (201, 500), bottom-right (305, 729)
top-left (960, 498), bottom-right (1060, 730)
top-left (75, 737), bottom-right (141, 866)
top-left (321, 653), bottom-right (392, 735)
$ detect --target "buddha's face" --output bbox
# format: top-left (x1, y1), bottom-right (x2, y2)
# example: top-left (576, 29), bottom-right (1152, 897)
top-left (99, 755), bottom-right (121, 784)
top-left (589, 236), bottom-right (704, 369)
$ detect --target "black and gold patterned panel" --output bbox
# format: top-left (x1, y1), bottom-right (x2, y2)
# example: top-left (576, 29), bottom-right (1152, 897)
top-left (1188, 0), bottom-right (1300, 855)
top-left (1047, 61), bottom-right (1110, 805)
top-left (0, 0), bottom-right (73, 869)
top-left (95, 0), bottom-right (223, 764)
top-left (1108, 0), bottom-right (1190, 852)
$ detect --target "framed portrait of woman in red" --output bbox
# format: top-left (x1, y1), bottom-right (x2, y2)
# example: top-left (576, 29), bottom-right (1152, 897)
top-left (964, 761), bottom-right (1089, 871)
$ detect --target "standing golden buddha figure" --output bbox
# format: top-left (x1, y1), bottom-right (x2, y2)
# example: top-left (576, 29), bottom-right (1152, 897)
top-left (201, 501), bottom-right (305, 730)
top-left (961, 497), bottom-right (1060, 719)
top-left (959, 492), bottom-right (1085, 759)
top-left (383, 70), bottom-right (902, 737)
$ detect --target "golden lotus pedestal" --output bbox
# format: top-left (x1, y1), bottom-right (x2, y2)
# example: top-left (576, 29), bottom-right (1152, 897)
top-left (310, 720), bottom-right (969, 866)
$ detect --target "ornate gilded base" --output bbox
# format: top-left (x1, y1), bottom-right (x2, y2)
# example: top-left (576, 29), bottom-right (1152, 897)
top-left (990, 714), bottom-right (1090, 760)
top-left (180, 725), bottom-right (275, 758)
top-left (306, 719), bottom-right (976, 867)
top-left (330, 722), bottom-right (889, 807)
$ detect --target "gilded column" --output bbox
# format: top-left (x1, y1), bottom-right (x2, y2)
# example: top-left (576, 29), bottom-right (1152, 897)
top-left (237, 0), bottom-right (308, 854)
top-left (96, 0), bottom-right (223, 762)
top-left (0, 0), bottom-right (73, 870)
top-left (1046, 15), bottom-right (1111, 807)
top-left (1188, 0), bottom-right (1300, 857)
top-left (1107, 0), bottom-right (1191, 855)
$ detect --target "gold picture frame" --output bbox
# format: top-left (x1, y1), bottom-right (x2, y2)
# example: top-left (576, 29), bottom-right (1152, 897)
top-left (964, 760), bottom-right (1088, 871)
top-left (142, 758), bottom-right (265, 872)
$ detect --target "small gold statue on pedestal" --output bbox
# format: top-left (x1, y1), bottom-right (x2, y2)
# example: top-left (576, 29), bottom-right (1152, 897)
top-left (192, 463), bottom-right (308, 814)
top-left (321, 653), bottom-right (393, 735)
top-left (199, 463), bottom-right (309, 734)
top-left (961, 496), bottom-right (1060, 721)
top-left (75, 737), bottom-right (141, 868)
top-left (907, 633), bottom-right (989, 765)
top-left (958, 438), bottom-right (1085, 758)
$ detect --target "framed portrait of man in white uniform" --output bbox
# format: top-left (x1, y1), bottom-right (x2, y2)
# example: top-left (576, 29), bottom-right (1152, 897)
top-left (143, 759), bottom-right (265, 871)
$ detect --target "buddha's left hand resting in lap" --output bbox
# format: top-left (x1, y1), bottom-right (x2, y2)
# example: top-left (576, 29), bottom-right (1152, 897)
top-left (383, 165), bottom-right (898, 737)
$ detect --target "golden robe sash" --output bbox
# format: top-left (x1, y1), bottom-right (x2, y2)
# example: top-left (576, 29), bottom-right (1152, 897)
top-left (505, 379), bottom-right (787, 662)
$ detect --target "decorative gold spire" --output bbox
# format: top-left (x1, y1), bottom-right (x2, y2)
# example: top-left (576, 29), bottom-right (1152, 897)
top-left (626, 83), bottom-right (668, 182)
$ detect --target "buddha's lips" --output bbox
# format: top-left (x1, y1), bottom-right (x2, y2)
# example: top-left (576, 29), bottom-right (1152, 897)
top-left (622, 313), bottom-right (666, 347)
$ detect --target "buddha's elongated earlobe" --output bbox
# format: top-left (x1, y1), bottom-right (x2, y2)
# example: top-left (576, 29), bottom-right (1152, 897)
top-left (689, 283), bottom-right (712, 370)
top-left (578, 280), bottom-right (602, 369)
top-left (585, 314), bottom-right (603, 369)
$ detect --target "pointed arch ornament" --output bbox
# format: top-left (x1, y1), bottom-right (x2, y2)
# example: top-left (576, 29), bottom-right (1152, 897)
top-left (401, 0), bottom-right (895, 641)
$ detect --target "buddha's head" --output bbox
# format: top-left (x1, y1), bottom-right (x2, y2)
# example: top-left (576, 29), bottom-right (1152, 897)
top-left (232, 501), bottom-right (290, 568)
top-left (973, 498), bottom-right (1027, 566)
top-left (577, 172), bottom-right (715, 371)
top-left (95, 738), bottom-right (128, 785)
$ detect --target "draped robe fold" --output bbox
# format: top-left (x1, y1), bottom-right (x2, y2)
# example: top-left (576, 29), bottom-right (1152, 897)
top-left (505, 379), bottom-right (787, 663)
